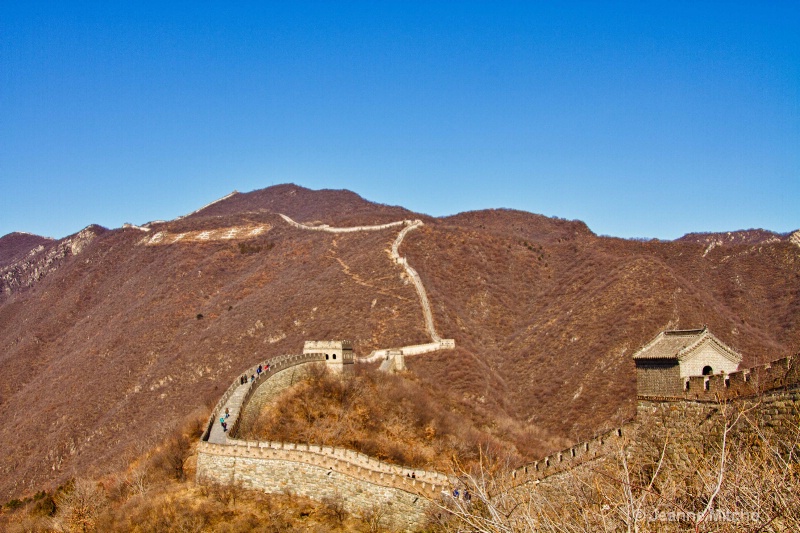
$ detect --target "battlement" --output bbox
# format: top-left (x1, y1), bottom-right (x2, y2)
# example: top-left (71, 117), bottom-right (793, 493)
top-left (510, 352), bottom-right (800, 488)
top-left (303, 339), bottom-right (354, 352)
top-left (641, 353), bottom-right (799, 402)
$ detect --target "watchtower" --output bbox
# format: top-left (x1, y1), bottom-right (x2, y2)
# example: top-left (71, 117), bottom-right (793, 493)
top-left (633, 327), bottom-right (742, 396)
top-left (303, 340), bottom-right (354, 373)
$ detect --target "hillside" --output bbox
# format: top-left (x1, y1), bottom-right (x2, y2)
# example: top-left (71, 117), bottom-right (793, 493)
top-left (0, 183), bottom-right (798, 500)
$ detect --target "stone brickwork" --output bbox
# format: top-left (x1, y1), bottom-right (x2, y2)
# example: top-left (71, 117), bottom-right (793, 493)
top-left (235, 364), bottom-right (313, 437)
top-left (197, 442), bottom-right (441, 531)
top-left (635, 359), bottom-right (682, 396)
top-left (303, 340), bottom-right (354, 373)
top-left (650, 354), bottom-right (798, 402)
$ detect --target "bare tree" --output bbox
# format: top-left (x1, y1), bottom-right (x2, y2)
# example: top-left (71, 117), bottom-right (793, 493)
top-left (432, 398), bottom-right (800, 532)
top-left (51, 479), bottom-right (107, 533)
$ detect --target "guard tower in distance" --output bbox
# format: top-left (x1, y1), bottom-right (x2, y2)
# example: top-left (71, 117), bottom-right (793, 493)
top-left (303, 340), bottom-right (354, 373)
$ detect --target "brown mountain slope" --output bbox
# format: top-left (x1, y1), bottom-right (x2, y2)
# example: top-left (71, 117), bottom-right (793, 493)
top-left (0, 232), bottom-right (54, 270)
top-left (0, 185), bottom-right (797, 500)
top-left (403, 218), bottom-right (799, 441)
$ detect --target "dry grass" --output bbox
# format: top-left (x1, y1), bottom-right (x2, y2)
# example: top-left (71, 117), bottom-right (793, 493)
top-left (242, 364), bottom-right (528, 471)
top-left (0, 415), bottom-right (381, 533)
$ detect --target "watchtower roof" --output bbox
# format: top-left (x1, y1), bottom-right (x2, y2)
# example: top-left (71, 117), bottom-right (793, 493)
top-left (632, 327), bottom-right (742, 364)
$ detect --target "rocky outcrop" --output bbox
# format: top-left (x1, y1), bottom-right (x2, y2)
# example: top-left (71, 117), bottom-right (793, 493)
top-left (0, 225), bottom-right (105, 297)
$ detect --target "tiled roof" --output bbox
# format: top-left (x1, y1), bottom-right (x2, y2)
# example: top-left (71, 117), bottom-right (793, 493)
top-left (632, 327), bottom-right (741, 364)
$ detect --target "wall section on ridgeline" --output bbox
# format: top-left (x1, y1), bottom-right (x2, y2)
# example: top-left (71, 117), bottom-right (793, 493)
top-left (198, 353), bottom-right (451, 531)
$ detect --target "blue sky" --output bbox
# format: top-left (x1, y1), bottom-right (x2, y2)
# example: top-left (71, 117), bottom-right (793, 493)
top-left (1, 1), bottom-right (798, 240)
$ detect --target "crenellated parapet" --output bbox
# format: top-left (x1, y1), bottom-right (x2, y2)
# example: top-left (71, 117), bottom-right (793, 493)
top-left (198, 440), bottom-right (448, 499)
top-left (641, 354), bottom-right (798, 402)
top-left (509, 426), bottom-right (630, 484)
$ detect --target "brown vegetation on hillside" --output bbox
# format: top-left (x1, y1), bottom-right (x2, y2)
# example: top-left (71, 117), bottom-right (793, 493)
top-left (188, 184), bottom-right (419, 227)
top-left (0, 184), bottom-right (797, 502)
top-left (404, 215), bottom-right (800, 441)
top-left (242, 365), bottom-right (543, 471)
top-left (0, 232), bottom-right (53, 270)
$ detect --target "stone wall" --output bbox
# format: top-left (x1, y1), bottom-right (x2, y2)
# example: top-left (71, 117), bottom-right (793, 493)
top-left (362, 340), bottom-right (456, 364)
top-left (678, 341), bottom-right (740, 377)
top-left (234, 364), bottom-right (314, 437)
top-left (201, 335), bottom-right (797, 528)
top-left (279, 213), bottom-right (406, 233)
top-left (197, 442), bottom-right (442, 531)
top-left (635, 359), bottom-right (682, 396)
top-left (647, 354), bottom-right (798, 402)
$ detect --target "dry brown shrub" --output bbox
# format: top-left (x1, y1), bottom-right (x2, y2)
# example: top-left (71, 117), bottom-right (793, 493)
top-left (242, 364), bottom-right (524, 471)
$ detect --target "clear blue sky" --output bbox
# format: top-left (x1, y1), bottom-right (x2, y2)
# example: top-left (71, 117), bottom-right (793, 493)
top-left (1, 1), bottom-right (798, 240)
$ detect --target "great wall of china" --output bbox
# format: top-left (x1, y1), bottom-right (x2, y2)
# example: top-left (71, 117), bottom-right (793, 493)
top-left (196, 213), bottom-right (800, 530)
top-left (197, 351), bottom-right (451, 531)
top-left (508, 352), bottom-right (800, 485)
top-left (198, 345), bottom-right (799, 530)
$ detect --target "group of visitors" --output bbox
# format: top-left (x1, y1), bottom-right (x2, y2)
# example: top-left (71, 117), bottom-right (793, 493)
top-left (228, 362), bottom-right (275, 432)
top-left (238, 363), bottom-right (272, 385)
top-left (219, 408), bottom-right (231, 432)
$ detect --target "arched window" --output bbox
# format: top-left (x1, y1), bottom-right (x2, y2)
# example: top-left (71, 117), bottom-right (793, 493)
top-left (325, 354), bottom-right (329, 360)
top-left (702, 365), bottom-right (713, 376)
top-left (333, 354), bottom-right (336, 360)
